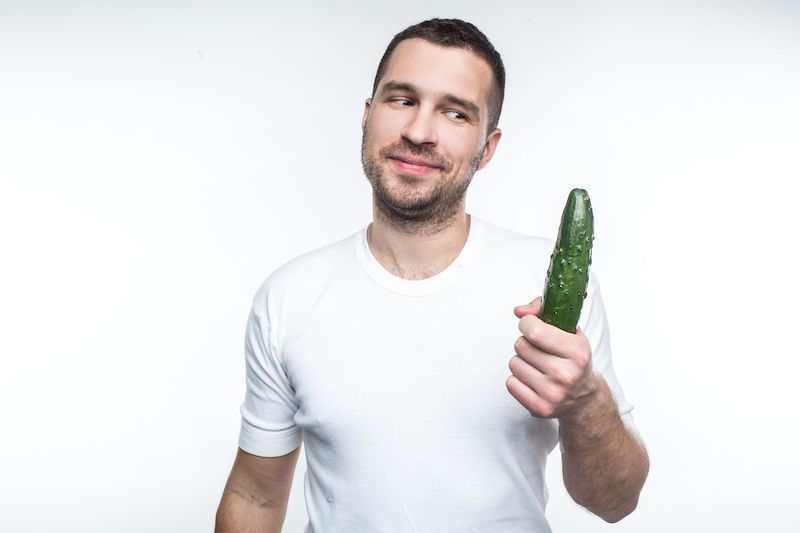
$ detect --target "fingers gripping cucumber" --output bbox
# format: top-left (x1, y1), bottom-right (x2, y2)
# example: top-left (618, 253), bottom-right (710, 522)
top-left (541, 188), bottom-right (594, 333)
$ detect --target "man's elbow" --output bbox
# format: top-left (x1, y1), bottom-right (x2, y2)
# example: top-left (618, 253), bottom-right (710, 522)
top-left (570, 491), bottom-right (639, 524)
top-left (597, 464), bottom-right (649, 522)
top-left (575, 461), bottom-right (649, 523)
top-left (597, 496), bottom-right (640, 523)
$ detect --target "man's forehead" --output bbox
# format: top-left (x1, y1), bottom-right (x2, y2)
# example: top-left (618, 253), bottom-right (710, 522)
top-left (377, 38), bottom-right (493, 104)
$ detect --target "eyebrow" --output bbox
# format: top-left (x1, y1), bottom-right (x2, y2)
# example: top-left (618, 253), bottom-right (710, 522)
top-left (378, 80), bottom-right (481, 118)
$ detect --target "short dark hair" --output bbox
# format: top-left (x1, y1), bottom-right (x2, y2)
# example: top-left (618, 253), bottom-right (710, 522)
top-left (371, 18), bottom-right (505, 133)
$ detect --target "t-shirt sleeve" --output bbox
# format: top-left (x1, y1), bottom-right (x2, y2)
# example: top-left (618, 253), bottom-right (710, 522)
top-left (237, 302), bottom-right (303, 457)
top-left (577, 273), bottom-right (635, 419)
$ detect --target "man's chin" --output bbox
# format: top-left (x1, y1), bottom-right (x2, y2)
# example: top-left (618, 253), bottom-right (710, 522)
top-left (375, 190), bottom-right (439, 219)
top-left (390, 179), bottom-right (440, 199)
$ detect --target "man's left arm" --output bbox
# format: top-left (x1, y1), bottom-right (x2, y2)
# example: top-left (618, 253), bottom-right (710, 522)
top-left (507, 297), bottom-right (649, 523)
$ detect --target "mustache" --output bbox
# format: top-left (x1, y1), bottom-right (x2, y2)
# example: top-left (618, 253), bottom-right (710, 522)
top-left (378, 140), bottom-right (452, 171)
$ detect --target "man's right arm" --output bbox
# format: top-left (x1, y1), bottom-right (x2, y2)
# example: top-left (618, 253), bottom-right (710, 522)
top-left (215, 446), bottom-right (301, 533)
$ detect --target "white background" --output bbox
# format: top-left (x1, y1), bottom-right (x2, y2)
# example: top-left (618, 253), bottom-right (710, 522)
top-left (2, 1), bottom-right (799, 531)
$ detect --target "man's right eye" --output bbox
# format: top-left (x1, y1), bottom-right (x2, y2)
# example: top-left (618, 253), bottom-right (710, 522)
top-left (390, 98), bottom-right (413, 106)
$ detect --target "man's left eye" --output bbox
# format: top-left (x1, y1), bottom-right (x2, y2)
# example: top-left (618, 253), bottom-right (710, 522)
top-left (446, 110), bottom-right (466, 121)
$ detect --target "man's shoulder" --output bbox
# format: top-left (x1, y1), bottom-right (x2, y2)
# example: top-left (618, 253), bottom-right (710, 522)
top-left (475, 217), bottom-right (588, 293)
top-left (251, 229), bottom-right (360, 310)
top-left (272, 231), bottom-right (357, 282)
top-left (480, 217), bottom-right (601, 283)
top-left (479, 217), bottom-right (555, 257)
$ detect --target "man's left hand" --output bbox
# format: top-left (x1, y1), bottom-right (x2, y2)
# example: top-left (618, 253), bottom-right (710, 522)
top-left (506, 296), bottom-right (598, 419)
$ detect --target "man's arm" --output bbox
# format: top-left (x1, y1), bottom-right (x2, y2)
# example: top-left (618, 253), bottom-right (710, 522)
top-left (558, 375), bottom-right (649, 522)
top-left (215, 446), bottom-right (301, 533)
top-left (507, 297), bottom-right (649, 522)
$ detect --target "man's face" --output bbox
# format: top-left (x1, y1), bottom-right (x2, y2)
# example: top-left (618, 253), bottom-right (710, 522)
top-left (361, 38), bottom-right (501, 225)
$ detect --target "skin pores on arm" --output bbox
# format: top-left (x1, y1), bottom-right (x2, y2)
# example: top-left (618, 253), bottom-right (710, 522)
top-left (557, 375), bottom-right (649, 522)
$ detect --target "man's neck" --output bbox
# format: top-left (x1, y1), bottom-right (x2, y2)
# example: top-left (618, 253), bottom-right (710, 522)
top-left (367, 208), bottom-right (471, 280)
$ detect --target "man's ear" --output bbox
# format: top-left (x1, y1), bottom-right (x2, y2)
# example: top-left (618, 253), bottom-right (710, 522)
top-left (362, 98), bottom-right (372, 130)
top-left (477, 128), bottom-right (502, 171)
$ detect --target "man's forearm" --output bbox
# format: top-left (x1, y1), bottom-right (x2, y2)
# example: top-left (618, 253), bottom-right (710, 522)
top-left (558, 374), bottom-right (649, 523)
top-left (215, 486), bottom-right (287, 533)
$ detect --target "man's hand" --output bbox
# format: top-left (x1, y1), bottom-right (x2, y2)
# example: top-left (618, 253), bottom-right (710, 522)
top-left (506, 296), bottom-right (597, 419)
top-left (506, 296), bottom-right (649, 523)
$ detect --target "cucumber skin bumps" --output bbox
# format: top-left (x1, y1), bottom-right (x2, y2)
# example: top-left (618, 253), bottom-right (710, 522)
top-left (540, 188), bottom-right (594, 333)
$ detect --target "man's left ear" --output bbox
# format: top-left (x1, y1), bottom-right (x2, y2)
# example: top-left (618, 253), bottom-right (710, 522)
top-left (477, 128), bottom-right (502, 170)
top-left (362, 98), bottom-right (372, 130)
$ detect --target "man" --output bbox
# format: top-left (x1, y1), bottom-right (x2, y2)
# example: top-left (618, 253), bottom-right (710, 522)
top-left (216, 18), bottom-right (648, 533)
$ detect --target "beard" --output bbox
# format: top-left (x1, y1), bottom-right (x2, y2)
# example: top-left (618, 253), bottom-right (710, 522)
top-left (361, 128), bottom-right (483, 231)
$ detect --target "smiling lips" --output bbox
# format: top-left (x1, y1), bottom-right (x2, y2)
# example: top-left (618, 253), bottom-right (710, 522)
top-left (389, 155), bottom-right (441, 177)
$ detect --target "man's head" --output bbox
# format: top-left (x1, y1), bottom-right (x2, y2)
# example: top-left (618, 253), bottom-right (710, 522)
top-left (361, 19), bottom-right (505, 229)
top-left (371, 18), bottom-right (505, 134)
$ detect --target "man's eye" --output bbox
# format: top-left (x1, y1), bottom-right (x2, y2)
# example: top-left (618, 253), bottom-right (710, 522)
top-left (446, 110), bottom-right (467, 121)
top-left (391, 98), bottom-right (413, 106)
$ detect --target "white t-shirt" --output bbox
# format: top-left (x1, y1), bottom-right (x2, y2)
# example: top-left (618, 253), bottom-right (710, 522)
top-left (238, 215), bottom-right (633, 533)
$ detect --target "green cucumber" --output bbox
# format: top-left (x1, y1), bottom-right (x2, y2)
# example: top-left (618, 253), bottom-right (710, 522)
top-left (540, 188), bottom-right (594, 333)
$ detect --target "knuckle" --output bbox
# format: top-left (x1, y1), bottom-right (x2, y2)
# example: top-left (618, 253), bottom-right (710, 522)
top-left (553, 366), bottom-right (577, 386)
top-left (547, 389), bottom-right (566, 406)
top-left (538, 379), bottom-right (562, 401)
top-left (513, 336), bottom-right (528, 355)
top-left (576, 338), bottom-right (592, 365)
top-left (519, 316), bottom-right (538, 340)
top-left (539, 404), bottom-right (555, 418)
top-left (576, 350), bottom-right (591, 368)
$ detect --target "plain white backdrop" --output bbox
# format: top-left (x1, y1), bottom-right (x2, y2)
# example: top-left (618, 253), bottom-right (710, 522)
top-left (1, 1), bottom-right (799, 531)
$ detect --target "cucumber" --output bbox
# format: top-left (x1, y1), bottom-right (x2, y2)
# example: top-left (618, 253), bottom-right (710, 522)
top-left (540, 188), bottom-right (594, 333)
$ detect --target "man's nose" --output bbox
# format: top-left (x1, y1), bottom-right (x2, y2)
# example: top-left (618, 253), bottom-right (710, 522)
top-left (401, 107), bottom-right (438, 146)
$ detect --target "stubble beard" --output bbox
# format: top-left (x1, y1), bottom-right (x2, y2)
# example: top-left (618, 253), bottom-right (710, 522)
top-left (361, 128), bottom-right (483, 234)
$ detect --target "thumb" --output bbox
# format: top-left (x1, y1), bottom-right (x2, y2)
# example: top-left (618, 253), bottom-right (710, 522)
top-left (514, 296), bottom-right (542, 318)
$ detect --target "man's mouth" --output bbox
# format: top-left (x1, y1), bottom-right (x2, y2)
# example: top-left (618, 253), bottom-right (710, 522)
top-left (388, 155), bottom-right (441, 176)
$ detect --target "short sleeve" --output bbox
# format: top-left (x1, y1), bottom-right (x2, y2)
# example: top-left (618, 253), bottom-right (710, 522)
top-left (577, 273), bottom-right (635, 418)
top-left (237, 303), bottom-right (303, 457)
